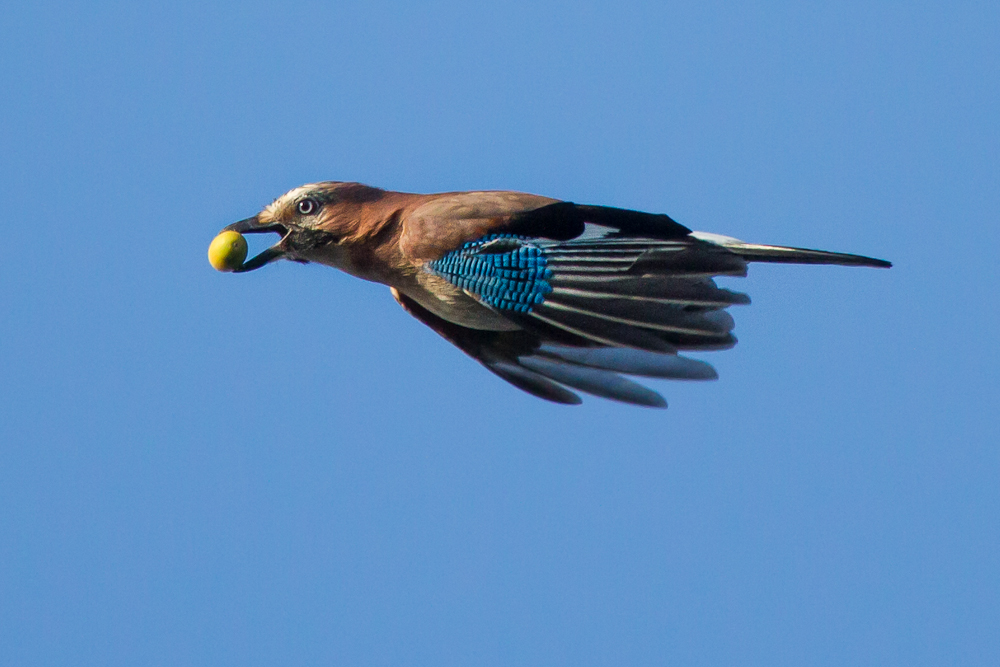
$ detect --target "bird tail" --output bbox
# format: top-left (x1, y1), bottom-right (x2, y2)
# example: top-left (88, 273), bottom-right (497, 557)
top-left (690, 232), bottom-right (892, 268)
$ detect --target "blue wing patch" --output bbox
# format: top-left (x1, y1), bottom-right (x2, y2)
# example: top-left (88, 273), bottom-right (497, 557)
top-left (427, 235), bottom-right (553, 313)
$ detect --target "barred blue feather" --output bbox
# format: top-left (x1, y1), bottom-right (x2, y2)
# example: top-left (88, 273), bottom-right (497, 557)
top-left (427, 235), bottom-right (554, 312)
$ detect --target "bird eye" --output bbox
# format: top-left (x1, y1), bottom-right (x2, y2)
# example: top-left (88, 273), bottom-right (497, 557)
top-left (297, 198), bottom-right (318, 215)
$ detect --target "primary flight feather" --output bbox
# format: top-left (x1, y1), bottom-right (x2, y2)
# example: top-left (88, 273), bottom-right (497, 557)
top-left (212, 182), bottom-right (890, 407)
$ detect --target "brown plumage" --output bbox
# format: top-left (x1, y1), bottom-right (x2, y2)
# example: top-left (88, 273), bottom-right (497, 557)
top-left (220, 181), bottom-right (890, 407)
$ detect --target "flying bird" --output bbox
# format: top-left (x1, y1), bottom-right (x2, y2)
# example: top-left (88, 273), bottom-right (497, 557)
top-left (215, 182), bottom-right (890, 407)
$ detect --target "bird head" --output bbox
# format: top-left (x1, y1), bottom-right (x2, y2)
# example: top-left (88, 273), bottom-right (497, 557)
top-left (222, 181), bottom-right (386, 272)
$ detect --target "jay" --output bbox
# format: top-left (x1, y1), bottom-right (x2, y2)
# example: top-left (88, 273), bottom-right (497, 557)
top-left (219, 182), bottom-right (890, 407)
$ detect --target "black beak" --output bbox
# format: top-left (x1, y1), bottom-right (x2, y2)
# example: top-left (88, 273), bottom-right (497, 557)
top-left (223, 215), bottom-right (289, 272)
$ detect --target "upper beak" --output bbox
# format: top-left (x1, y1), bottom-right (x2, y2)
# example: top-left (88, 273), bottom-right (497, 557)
top-left (223, 215), bottom-right (289, 272)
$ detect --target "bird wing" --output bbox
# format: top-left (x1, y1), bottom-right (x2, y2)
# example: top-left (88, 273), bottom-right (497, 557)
top-left (393, 202), bottom-right (752, 406)
top-left (399, 199), bottom-right (889, 406)
top-left (423, 202), bottom-right (751, 344)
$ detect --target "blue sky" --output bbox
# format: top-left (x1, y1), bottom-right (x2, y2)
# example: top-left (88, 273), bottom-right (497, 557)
top-left (1, 1), bottom-right (997, 665)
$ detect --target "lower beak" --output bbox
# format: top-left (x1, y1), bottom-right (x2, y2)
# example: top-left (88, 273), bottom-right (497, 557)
top-left (223, 215), bottom-right (289, 272)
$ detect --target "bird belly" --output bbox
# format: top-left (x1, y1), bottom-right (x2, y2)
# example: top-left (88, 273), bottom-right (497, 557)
top-left (301, 245), bottom-right (518, 330)
top-left (403, 272), bottom-right (522, 331)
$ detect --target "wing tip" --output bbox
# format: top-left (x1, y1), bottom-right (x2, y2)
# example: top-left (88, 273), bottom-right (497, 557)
top-left (643, 393), bottom-right (669, 409)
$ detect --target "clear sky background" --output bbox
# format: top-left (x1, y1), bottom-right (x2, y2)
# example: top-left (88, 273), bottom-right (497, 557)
top-left (1, 1), bottom-right (997, 665)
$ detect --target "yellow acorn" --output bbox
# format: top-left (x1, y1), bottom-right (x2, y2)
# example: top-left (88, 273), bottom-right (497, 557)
top-left (208, 231), bottom-right (248, 272)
